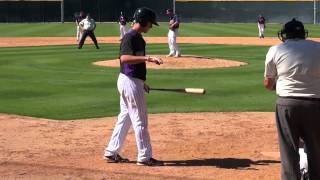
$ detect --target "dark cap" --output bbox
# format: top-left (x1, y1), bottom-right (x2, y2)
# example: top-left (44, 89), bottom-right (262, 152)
top-left (133, 7), bottom-right (159, 26)
top-left (283, 18), bottom-right (305, 35)
top-left (278, 18), bottom-right (308, 41)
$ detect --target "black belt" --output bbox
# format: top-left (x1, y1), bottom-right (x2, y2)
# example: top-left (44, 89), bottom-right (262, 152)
top-left (279, 96), bottom-right (320, 101)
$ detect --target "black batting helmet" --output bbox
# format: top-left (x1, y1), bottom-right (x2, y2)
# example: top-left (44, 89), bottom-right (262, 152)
top-left (278, 18), bottom-right (308, 42)
top-left (133, 7), bottom-right (159, 27)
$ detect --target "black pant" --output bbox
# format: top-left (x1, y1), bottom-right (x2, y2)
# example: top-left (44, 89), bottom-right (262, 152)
top-left (78, 30), bottom-right (99, 49)
top-left (276, 97), bottom-right (320, 180)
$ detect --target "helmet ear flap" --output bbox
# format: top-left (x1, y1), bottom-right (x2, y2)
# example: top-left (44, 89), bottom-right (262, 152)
top-left (139, 20), bottom-right (148, 27)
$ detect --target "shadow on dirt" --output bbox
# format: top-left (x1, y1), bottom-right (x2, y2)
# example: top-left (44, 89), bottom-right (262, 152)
top-left (163, 158), bottom-right (280, 169)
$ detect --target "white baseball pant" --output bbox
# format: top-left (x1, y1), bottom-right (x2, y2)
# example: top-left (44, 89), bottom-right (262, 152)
top-left (258, 23), bottom-right (265, 37)
top-left (168, 29), bottom-right (180, 56)
top-left (105, 73), bottom-right (152, 162)
top-left (120, 25), bottom-right (128, 40)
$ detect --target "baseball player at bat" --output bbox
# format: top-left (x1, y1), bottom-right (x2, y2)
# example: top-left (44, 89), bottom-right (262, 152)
top-left (78, 14), bottom-right (100, 49)
top-left (104, 7), bottom-right (164, 166)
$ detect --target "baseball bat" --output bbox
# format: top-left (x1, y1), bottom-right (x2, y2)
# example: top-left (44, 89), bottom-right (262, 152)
top-left (150, 88), bottom-right (206, 95)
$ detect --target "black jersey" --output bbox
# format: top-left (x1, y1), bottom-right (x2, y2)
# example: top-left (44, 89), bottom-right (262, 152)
top-left (119, 29), bottom-right (146, 81)
top-left (258, 16), bottom-right (266, 24)
top-left (169, 14), bottom-right (180, 30)
top-left (119, 15), bottom-right (127, 26)
top-left (76, 15), bottom-right (85, 25)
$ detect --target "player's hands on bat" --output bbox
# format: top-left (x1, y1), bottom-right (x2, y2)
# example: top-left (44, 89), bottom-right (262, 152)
top-left (147, 56), bottom-right (163, 65)
top-left (144, 83), bottom-right (150, 93)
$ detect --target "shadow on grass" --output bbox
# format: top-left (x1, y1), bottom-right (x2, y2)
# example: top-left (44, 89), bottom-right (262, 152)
top-left (163, 158), bottom-right (280, 169)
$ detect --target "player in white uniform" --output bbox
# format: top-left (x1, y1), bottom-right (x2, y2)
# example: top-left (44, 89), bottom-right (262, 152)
top-left (75, 11), bottom-right (85, 41)
top-left (299, 139), bottom-right (309, 180)
top-left (264, 18), bottom-right (320, 180)
top-left (166, 9), bottom-right (181, 57)
top-left (119, 11), bottom-right (128, 40)
top-left (104, 7), bottom-right (164, 166)
top-left (257, 15), bottom-right (266, 38)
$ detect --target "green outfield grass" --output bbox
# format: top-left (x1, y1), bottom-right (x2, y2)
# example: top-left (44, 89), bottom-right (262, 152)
top-left (0, 43), bottom-right (276, 120)
top-left (0, 22), bottom-right (320, 37)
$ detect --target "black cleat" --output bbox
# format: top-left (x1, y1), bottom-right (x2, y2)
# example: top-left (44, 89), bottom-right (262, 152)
top-left (136, 158), bottom-right (164, 166)
top-left (104, 154), bottom-right (129, 163)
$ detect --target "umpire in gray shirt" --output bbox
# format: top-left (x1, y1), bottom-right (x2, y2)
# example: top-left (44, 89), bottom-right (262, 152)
top-left (264, 18), bottom-right (320, 180)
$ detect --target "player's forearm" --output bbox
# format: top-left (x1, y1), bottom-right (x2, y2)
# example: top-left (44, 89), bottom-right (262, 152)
top-left (173, 22), bottom-right (179, 26)
top-left (120, 55), bottom-right (148, 64)
top-left (264, 77), bottom-right (276, 91)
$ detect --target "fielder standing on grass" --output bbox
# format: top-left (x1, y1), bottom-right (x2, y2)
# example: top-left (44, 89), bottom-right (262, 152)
top-left (78, 14), bottom-right (100, 49)
top-left (104, 7), bottom-right (164, 166)
top-left (166, 9), bottom-right (181, 57)
top-left (75, 11), bottom-right (85, 41)
top-left (119, 11), bottom-right (128, 40)
top-left (264, 18), bottom-right (320, 180)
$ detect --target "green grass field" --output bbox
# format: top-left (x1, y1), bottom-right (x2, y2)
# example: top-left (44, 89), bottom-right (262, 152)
top-left (1, 22), bottom-right (304, 120)
top-left (0, 22), bottom-right (320, 37)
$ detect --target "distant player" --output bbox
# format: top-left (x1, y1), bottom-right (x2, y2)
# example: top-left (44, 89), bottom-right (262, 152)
top-left (119, 11), bottom-right (128, 40)
top-left (75, 11), bottom-right (85, 41)
top-left (166, 9), bottom-right (181, 57)
top-left (299, 139), bottom-right (309, 180)
top-left (257, 15), bottom-right (266, 38)
top-left (78, 14), bottom-right (100, 49)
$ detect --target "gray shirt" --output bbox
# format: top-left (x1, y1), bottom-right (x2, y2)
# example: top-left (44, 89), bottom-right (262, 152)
top-left (264, 39), bottom-right (320, 98)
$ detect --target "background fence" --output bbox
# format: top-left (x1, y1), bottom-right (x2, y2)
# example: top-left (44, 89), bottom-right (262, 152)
top-left (0, 0), bottom-right (318, 23)
top-left (176, 1), bottom-right (319, 23)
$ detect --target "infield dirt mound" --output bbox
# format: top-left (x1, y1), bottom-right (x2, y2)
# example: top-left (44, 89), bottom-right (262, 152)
top-left (0, 112), bottom-right (280, 179)
top-left (94, 55), bottom-right (247, 69)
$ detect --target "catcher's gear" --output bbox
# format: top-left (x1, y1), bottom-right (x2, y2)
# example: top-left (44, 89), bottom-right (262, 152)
top-left (278, 18), bottom-right (308, 42)
top-left (133, 7), bottom-right (159, 27)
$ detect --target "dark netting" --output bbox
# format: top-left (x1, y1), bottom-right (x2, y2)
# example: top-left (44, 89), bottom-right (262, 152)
top-left (0, 0), bottom-right (318, 23)
top-left (176, 1), bottom-right (318, 23)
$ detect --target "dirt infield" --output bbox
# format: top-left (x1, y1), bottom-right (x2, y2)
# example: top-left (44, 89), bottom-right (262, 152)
top-left (0, 37), bottom-right (283, 179)
top-left (94, 55), bottom-right (247, 69)
top-left (1, 37), bottom-right (319, 47)
top-left (0, 37), bottom-right (294, 47)
top-left (0, 112), bottom-right (280, 179)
